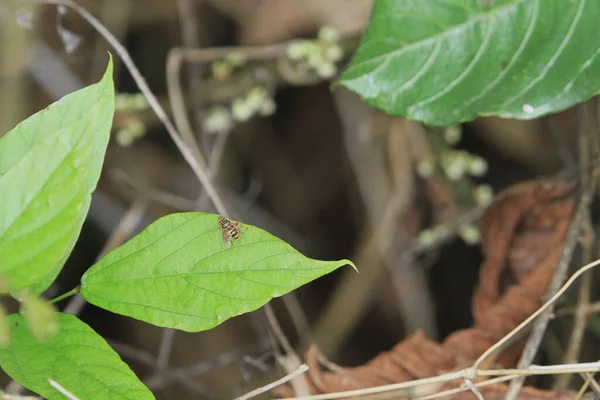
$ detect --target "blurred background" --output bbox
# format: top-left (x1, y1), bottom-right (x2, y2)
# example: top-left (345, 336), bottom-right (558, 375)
top-left (0, 0), bottom-right (587, 398)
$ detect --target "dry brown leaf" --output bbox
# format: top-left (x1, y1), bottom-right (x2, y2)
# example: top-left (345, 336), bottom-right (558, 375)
top-left (275, 179), bottom-right (579, 399)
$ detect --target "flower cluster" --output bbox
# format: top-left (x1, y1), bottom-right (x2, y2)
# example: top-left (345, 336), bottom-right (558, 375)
top-left (417, 125), bottom-right (494, 247)
top-left (203, 86), bottom-right (276, 134)
top-left (287, 26), bottom-right (344, 79)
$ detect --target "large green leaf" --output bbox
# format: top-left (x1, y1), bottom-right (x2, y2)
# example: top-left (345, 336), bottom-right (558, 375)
top-left (0, 313), bottom-right (153, 400)
top-left (81, 212), bottom-right (355, 332)
top-left (337, 0), bottom-right (600, 126)
top-left (0, 58), bottom-right (114, 293)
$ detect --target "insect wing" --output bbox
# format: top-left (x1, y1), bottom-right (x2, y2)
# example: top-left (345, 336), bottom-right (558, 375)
top-left (222, 231), bottom-right (232, 247)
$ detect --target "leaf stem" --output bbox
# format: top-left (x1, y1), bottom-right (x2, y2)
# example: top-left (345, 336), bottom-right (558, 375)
top-left (48, 286), bottom-right (80, 305)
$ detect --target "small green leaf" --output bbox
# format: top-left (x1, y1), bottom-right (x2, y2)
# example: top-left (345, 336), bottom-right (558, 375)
top-left (0, 313), bottom-right (154, 400)
top-left (81, 212), bottom-right (355, 332)
top-left (21, 295), bottom-right (59, 342)
top-left (338, 0), bottom-right (600, 126)
top-left (0, 57), bottom-right (115, 292)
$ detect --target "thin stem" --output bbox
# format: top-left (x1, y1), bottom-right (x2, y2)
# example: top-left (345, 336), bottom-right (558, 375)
top-left (279, 369), bottom-right (469, 400)
top-left (232, 364), bottom-right (309, 400)
top-left (504, 100), bottom-right (599, 400)
top-left (577, 368), bottom-right (600, 400)
top-left (278, 360), bottom-right (600, 400)
top-left (473, 258), bottom-right (600, 370)
top-left (554, 216), bottom-right (594, 390)
top-left (156, 328), bottom-right (175, 371)
top-left (413, 375), bottom-right (517, 400)
top-left (48, 286), bottom-right (80, 304)
top-left (36, 0), bottom-right (228, 216)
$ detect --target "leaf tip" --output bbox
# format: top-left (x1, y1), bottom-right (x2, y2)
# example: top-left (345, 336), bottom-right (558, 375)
top-left (342, 259), bottom-right (358, 273)
top-left (100, 52), bottom-right (114, 87)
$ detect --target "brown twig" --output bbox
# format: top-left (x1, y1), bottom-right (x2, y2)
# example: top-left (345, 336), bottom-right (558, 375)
top-left (175, 0), bottom-right (204, 134)
top-left (36, 0), bottom-right (228, 216)
top-left (504, 101), bottom-right (598, 400)
top-left (576, 369), bottom-right (600, 399)
top-left (553, 216), bottom-right (594, 390)
top-left (23, 3), bottom-right (336, 397)
top-left (233, 363), bottom-right (309, 400)
top-left (501, 186), bottom-right (591, 399)
top-left (264, 303), bottom-right (310, 396)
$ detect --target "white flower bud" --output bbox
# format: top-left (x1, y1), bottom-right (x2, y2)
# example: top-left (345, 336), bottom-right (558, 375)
top-left (246, 87), bottom-right (268, 111)
top-left (203, 106), bottom-right (233, 133)
top-left (418, 228), bottom-right (437, 247)
top-left (258, 98), bottom-right (277, 116)
top-left (116, 129), bottom-right (135, 147)
top-left (317, 62), bottom-right (337, 79)
top-left (468, 156), bottom-right (488, 177)
top-left (473, 184), bottom-right (493, 206)
top-left (325, 44), bottom-right (343, 62)
top-left (318, 26), bottom-right (340, 43)
top-left (444, 125), bottom-right (462, 145)
top-left (287, 41), bottom-right (311, 60)
top-left (416, 159), bottom-right (435, 178)
top-left (231, 98), bottom-right (253, 122)
top-left (458, 224), bottom-right (481, 245)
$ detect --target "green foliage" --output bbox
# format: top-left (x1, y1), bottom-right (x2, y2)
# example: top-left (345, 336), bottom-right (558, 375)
top-left (337, 0), bottom-right (600, 126)
top-left (0, 313), bottom-right (154, 400)
top-left (0, 58), bottom-right (115, 293)
top-left (81, 212), bottom-right (355, 332)
top-left (0, 52), bottom-right (357, 398)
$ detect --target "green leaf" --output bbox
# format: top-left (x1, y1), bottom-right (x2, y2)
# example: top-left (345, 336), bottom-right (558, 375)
top-left (337, 0), bottom-right (600, 126)
top-left (0, 57), bottom-right (115, 293)
top-left (0, 313), bottom-right (153, 400)
top-left (81, 212), bottom-right (355, 332)
top-left (21, 294), bottom-right (59, 342)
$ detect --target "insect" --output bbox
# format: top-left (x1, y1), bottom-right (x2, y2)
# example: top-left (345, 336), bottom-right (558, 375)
top-left (218, 215), bottom-right (244, 247)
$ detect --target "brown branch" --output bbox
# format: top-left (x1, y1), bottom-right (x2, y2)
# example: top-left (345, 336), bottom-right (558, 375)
top-left (505, 100), bottom-right (600, 400)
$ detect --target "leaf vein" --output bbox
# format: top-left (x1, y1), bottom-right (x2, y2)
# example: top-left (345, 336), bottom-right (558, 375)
top-left (409, 16), bottom-right (494, 110)
top-left (458, 0), bottom-right (539, 112)
top-left (343, 0), bottom-right (526, 74)
top-left (499, 0), bottom-right (586, 108)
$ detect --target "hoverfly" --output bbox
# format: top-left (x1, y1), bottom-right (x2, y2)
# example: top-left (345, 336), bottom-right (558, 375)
top-left (218, 215), bottom-right (244, 247)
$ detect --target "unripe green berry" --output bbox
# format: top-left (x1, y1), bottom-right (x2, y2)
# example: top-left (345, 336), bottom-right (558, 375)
top-left (212, 61), bottom-right (232, 81)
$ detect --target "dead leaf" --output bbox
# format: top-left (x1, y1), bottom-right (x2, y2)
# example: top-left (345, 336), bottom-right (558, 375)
top-left (275, 179), bottom-right (578, 399)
